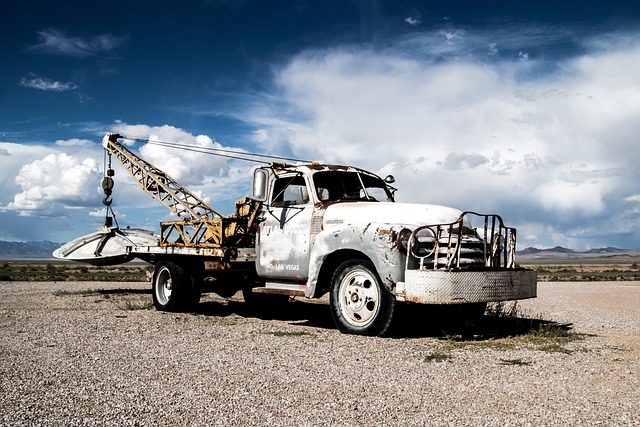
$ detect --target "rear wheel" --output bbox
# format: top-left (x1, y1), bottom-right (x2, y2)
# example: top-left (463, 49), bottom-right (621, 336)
top-left (152, 261), bottom-right (201, 312)
top-left (329, 259), bottom-right (396, 336)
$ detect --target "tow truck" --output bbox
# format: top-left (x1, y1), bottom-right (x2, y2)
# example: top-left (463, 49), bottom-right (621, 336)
top-left (55, 133), bottom-right (537, 336)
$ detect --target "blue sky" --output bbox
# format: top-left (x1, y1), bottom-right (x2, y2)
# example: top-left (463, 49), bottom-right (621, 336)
top-left (1, 1), bottom-right (640, 250)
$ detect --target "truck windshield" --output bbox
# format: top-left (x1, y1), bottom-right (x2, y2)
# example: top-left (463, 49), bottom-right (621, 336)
top-left (313, 171), bottom-right (394, 202)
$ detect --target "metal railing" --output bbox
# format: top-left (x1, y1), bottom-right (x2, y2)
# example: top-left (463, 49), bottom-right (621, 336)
top-left (405, 212), bottom-right (517, 271)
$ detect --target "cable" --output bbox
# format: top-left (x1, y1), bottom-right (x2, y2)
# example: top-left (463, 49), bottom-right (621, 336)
top-left (120, 136), bottom-right (311, 164)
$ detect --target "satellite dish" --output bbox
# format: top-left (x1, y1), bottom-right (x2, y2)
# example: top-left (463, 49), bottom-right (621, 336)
top-left (53, 227), bottom-right (158, 266)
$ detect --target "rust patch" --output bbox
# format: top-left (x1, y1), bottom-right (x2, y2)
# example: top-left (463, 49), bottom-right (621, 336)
top-left (204, 260), bottom-right (231, 271)
top-left (374, 227), bottom-right (399, 250)
top-left (376, 228), bottom-right (392, 238)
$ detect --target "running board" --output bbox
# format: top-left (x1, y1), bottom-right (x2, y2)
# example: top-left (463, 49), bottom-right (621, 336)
top-left (251, 281), bottom-right (306, 296)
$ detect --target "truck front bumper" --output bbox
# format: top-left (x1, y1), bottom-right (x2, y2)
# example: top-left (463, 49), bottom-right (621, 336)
top-left (395, 269), bottom-right (537, 304)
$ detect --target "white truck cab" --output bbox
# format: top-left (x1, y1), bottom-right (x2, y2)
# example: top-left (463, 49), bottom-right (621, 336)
top-left (251, 163), bottom-right (537, 335)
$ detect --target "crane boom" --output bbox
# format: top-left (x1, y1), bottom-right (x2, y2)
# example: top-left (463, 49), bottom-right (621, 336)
top-left (102, 133), bottom-right (221, 220)
top-left (101, 133), bottom-right (260, 248)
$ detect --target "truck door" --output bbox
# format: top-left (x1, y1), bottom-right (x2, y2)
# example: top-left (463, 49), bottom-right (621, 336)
top-left (256, 173), bottom-right (314, 280)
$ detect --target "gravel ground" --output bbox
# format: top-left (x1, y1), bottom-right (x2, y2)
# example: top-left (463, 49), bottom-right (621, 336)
top-left (0, 280), bottom-right (638, 426)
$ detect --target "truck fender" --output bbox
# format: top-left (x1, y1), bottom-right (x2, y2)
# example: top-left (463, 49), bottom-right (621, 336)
top-left (305, 223), bottom-right (406, 298)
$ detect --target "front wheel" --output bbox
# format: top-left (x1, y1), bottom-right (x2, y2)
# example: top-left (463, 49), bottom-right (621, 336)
top-left (329, 259), bottom-right (396, 336)
top-left (152, 261), bottom-right (201, 312)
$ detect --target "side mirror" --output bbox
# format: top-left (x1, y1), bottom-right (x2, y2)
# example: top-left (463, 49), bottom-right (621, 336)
top-left (384, 175), bottom-right (397, 201)
top-left (252, 168), bottom-right (269, 202)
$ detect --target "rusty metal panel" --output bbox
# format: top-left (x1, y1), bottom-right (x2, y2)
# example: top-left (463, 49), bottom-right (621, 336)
top-left (395, 269), bottom-right (537, 304)
top-left (129, 245), bottom-right (227, 258)
top-left (159, 217), bottom-right (254, 248)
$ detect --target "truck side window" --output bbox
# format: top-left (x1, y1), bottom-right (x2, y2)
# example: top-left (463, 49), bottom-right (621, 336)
top-left (271, 175), bottom-right (310, 206)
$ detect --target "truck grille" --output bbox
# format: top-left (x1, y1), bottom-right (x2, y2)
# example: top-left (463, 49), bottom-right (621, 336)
top-left (405, 212), bottom-right (517, 271)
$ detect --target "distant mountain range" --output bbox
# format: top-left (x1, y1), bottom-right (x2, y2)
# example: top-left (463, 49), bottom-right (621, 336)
top-left (516, 246), bottom-right (640, 259)
top-left (0, 240), bottom-right (637, 260)
top-left (0, 241), bottom-right (63, 259)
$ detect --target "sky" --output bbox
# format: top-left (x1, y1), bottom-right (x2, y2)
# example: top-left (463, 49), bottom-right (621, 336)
top-left (1, 0), bottom-right (640, 250)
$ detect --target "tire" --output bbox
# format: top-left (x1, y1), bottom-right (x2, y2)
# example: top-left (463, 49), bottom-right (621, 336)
top-left (329, 259), bottom-right (396, 336)
top-left (152, 261), bottom-right (201, 312)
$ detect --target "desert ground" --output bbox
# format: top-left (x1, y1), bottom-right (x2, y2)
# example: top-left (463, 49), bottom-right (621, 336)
top-left (0, 277), bottom-right (638, 426)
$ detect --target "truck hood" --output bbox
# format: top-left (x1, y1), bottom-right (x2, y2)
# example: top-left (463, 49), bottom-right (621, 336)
top-left (322, 202), bottom-right (463, 230)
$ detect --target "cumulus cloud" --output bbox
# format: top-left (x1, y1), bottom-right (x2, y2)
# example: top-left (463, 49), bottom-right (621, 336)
top-left (55, 138), bottom-right (94, 147)
top-left (0, 133), bottom-right (258, 240)
top-left (104, 123), bottom-right (259, 216)
top-left (440, 152), bottom-right (490, 170)
top-left (27, 28), bottom-right (126, 57)
top-left (1, 124), bottom-right (262, 234)
top-left (625, 194), bottom-right (640, 203)
top-left (0, 143), bottom-right (55, 197)
top-left (20, 75), bottom-right (77, 91)
top-left (242, 29), bottom-right (640, 249)
top-left (7, 153), bottom-right (101, 214)
top-left (109, 123), bottom-right (231, 185)
top-left (0, 141), bottom-right (127, 240)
